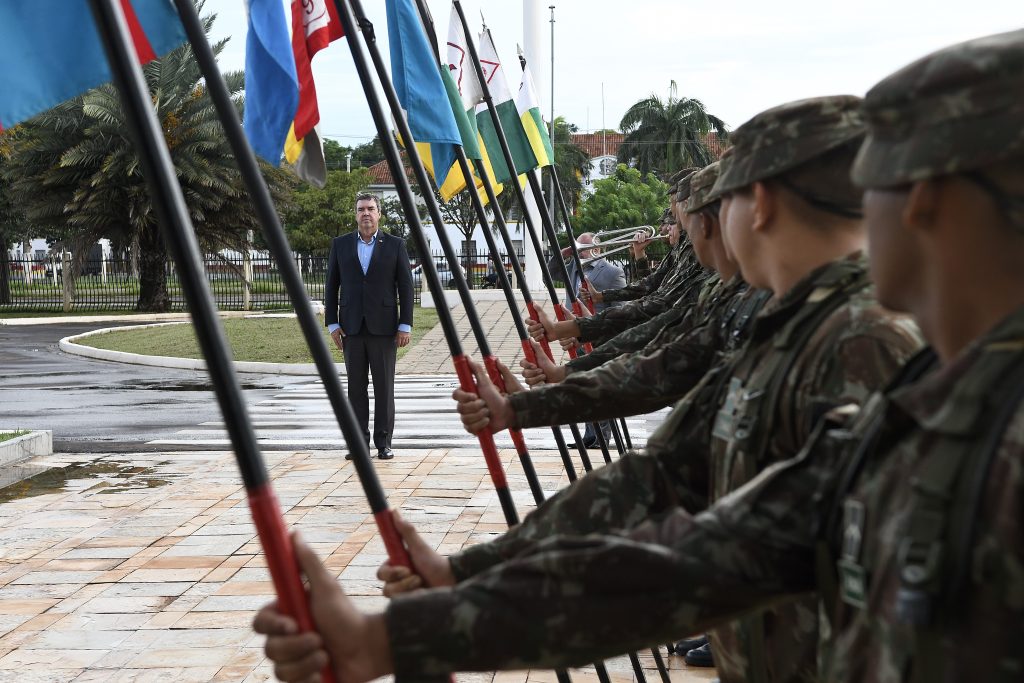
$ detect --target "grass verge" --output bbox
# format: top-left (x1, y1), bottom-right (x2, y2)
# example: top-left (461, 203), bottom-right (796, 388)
top-left (78, 307), bottom-right (440, 364)
top-left (0, 431), bottom-right (29, 443)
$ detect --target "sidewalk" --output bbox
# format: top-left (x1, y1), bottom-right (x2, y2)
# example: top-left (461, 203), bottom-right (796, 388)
top-left (0, 446), bottom-right (716, 682)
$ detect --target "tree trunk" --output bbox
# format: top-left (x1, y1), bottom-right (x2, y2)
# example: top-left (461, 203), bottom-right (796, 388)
top-left (135, 223), bottom-right (170, 312)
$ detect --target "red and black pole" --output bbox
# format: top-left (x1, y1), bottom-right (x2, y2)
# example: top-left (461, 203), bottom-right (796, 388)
top-left (451, 2), bottom-right (614, 468)
top-left (88, 1), bottom-right (334, 681)
top-left (408, 0), bottom-right (584, 492)
top-left (331, 0), bottom-right (523, 529)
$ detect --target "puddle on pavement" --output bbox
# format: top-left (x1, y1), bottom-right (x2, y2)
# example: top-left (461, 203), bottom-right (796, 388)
top-left (0, 459), bottom-right (177, 503)
top-left (66, 379), bottom-right (266, 392)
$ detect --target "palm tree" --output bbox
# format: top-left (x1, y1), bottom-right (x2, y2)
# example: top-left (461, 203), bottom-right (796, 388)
top-left (2, 4), bottom-right (290, 311)
top-left (618, 81), bottom-right (729, 177)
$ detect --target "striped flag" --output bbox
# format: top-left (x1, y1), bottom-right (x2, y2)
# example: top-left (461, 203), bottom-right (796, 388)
top-left (515, 54), bottom-right (554, 168)
top-left (243, 0), bottom-right (298, 165)
top-left (0, 0), bottom-right (186, 129)
top-left (475, 21), bottom-right (538, 184)
top-left (283, 0), bottom-right (343, 187)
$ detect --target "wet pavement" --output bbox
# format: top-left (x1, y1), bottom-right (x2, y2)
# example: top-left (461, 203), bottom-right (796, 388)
top-left (0, 322), bottom-right (310, 452)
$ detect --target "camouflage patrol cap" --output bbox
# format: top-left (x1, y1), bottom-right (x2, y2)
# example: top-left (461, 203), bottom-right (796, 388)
top-left (673, 168), bottom-right (699, 205)
top-left (686, 162), bottom-right (721, 213)
top-left (852, 29), bottom-right (1024, 188)
top-left (713, 95), bottom-right (865, 195)
top-left (660, 207), bottom-right (675, 224)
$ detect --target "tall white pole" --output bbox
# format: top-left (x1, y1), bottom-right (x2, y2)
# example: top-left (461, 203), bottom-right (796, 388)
top-left (522, 0), bottom-right (547, 293)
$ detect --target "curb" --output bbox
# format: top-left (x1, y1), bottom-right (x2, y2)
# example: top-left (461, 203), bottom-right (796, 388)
top-left (60, 321), bottom-right (345, 377)
top-left (0, 430), bottom-right (53, 467)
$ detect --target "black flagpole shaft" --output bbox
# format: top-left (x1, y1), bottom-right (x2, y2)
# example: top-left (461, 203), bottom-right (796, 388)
top-left (410, 0), bottom-right (577, 503)
top-left (452, 6), bottom-right (654, 681)
top-left (334, 0), bottom-right (521, 528)
top-left (86, 1), bottom-right (331, 681)
top-left (169, 0), bottom-right (420, 584)
top-left (451, 1), bottom-right (604, 471)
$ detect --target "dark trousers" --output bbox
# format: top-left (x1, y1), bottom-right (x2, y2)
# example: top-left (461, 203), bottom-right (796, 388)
top-left (343, 331), bottom-right (397, 449)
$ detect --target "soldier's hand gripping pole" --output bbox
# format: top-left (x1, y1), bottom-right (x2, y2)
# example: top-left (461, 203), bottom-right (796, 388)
top-left (91, 1), bottom-right (335, 681)
top-left (332, 0), bottom-right (520, 531)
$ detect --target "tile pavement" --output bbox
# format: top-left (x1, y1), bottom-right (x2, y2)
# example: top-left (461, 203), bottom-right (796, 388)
top-left (0, 447), bottom-right (717, 682)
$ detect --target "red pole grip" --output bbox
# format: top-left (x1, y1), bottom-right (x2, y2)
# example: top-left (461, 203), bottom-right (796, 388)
top-left (580, 280), bottom-right (597, 314)
top-left (453, 354), bottom-right (509, 489)
top-left (551, 305), bottom-right (580, 360)
top-left (374, 508), bottom-right (413, 570)
top-left (249, 484), bottom-right (337, 683)
top-left (483, 355), bottom-right (529, 456)
top-left (525, 301), bottom-right (555, 361)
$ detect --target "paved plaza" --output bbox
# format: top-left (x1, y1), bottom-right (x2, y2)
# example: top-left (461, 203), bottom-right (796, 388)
top-left (0, 308), bottom-right (715, 682)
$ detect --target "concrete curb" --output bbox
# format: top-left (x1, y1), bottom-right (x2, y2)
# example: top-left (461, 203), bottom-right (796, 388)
top-left (60, 321), bottom-right (345, 376)
top-left (0, 430), bottom-right (53, 467)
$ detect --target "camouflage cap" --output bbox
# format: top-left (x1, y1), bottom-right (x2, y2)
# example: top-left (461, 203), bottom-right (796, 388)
top-left (672, 168), bottom-right (699, 205)
top-left (660, 207), bottom-right (676, 224)
top-left (686, 162), bottom-right (722, 213)
top-left (852, 29), bottom-right (1024, 188)
top-left (667, 166), bottom-right (699, 198)
top-left (713, 95), bottom-right (865, 195)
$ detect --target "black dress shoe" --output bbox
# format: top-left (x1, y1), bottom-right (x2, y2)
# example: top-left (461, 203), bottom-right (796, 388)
top-left (673, 634), bottom-right (707, 655)
top-left (684, 642), bottom-right (714, 667)
top-left (345, 452), bottom-right (354, 460)
top-left (377, 448), bottom-right (395, 460)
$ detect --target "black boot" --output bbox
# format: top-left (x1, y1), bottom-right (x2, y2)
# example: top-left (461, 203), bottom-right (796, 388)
top-left (684, 642), bottom-right (714, 667)
top-left (673, 634), bottom-right (707, 655)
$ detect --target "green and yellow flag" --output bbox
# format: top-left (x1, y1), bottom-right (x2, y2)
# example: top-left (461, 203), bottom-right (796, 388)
top-left (515, 57), bottom-right (554, 168)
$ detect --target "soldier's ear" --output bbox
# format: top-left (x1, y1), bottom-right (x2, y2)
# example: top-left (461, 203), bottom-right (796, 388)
top-left (751, 181), bottom-right (775, 233)
top-left (903, 179), bottom-right (941, 235)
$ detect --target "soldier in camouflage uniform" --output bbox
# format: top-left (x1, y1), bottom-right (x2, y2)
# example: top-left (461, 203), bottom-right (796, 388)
top-left (254, 31), bottom-right (1024, 683)
top-left (532, 182), bottom-right (711, 349)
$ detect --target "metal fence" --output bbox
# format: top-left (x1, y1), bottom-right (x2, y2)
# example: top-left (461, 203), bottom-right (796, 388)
top-left (0, 250), bottom-right (528, 313)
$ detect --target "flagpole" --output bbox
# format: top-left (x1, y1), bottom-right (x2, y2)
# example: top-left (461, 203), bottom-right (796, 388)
top-left (84, 2), bottom-right (333, 682)
top-left (332, 0), bottom-right (524, 531)
top-left (459, 5), bottom-right (617, 467)
top-left (167, 0), bottom-right (425, 595)
top-left (410, 0), bottom-right (590, 500)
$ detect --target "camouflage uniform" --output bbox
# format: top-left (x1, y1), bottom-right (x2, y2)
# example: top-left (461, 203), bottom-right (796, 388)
top-left (509, 274), bottom-right (758, 427)
top-left (383, 31), bottom-right (1024, 683)
top-left (576, 246), bottom-right (708, 345)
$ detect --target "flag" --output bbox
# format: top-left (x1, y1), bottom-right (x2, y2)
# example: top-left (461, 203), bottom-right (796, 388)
top-left (283, 0), bottom-right (343, 187)
top-left (475, 22), bottom-right (538, 184)
top-left (243, 0), bottom-right (298, 165)
top-left (385, 0), bottom-right (461, 187)
top-left (515, 55), bottom-right (554, 168)
top-left (0, 0), bottom-right (186, 129)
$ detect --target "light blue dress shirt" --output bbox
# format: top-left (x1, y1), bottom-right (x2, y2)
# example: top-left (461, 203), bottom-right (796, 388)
top-left (329, 229), bottom-right (411, 335)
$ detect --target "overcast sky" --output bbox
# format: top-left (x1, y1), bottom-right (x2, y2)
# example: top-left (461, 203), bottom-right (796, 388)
top-left (204, 1), bottom-right (1022, 145)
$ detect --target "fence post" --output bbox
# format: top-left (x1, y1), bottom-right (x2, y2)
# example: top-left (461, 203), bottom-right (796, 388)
top-left (101, 252), bottom-right (108, 285)
top-left (243, 230), bottom-right (253, 312)
top-left (62, 250), bottom-right (72, 313)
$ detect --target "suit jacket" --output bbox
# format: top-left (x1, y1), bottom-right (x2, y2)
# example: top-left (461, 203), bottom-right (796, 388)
top-left (547, 254), bottom-right (627, 312)
top-left (325, 230), bottom-right (414, 336)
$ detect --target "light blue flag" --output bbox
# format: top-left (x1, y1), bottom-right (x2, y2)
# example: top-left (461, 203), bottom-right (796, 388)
top-left (0, 0), bottom-right (185, 129)
top-left (243, 0), bottom-right (299, 165)
top-left (385, 0), bottom-right (462, 186)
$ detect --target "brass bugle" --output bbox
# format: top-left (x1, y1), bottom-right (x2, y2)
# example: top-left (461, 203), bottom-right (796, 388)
top-left (579, 235), bottom-right (669, 265)
top-left (591, 225), bottom-right (656, 246)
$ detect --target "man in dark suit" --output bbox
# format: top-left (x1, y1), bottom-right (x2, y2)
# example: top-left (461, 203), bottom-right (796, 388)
top-left (325, 192), bottom-right (414, 460)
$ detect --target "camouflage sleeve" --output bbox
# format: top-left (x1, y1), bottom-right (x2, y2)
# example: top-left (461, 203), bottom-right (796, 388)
top-left (450, 453), bottom-right (678, 580)
top-left (576, 292), bottom-right (677, 343)
top-left (600, 254), bottom-right (672, 303)
top-left (509, 319), bottom-right (718, 428)
top-left (565, 306), bottom-right (689, 375)
top-left (632, 256), bottom-right (652, 280)
top-left (386, 424), bottom-right (848, 676)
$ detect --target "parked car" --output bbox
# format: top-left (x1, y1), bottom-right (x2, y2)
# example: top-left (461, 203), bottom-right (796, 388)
top-left (410, 262), bottom-right (465, 289)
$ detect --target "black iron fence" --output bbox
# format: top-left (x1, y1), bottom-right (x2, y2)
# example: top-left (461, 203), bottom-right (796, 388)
top-left (0, 250), bottom-right (527, 313)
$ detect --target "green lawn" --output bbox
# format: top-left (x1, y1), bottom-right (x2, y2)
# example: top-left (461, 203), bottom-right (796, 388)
top-left (0, 431), bottom-right (29, 443)
top-left (79, 307), bottom-right (439, 364)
